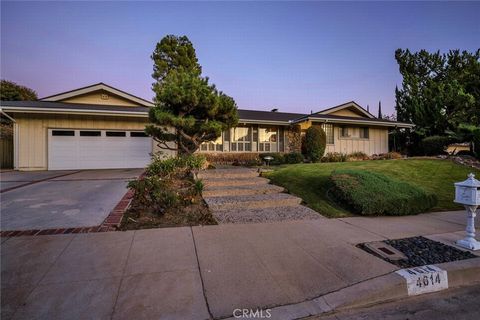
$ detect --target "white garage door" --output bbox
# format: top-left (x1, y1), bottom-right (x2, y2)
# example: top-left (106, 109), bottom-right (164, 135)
top-left (48, 129), bottom-right (152, 170)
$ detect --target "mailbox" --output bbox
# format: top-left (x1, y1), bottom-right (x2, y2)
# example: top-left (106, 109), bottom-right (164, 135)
top-left (454, 173), bottom-right (480, 251)
top-left (454, 173), bottom-right (480, 206)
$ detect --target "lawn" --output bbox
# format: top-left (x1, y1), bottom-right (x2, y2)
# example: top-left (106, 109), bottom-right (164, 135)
top-left (265, 159), bottom-right (480, 218)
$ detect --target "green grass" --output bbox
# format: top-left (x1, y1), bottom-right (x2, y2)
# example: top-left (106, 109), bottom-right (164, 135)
top-left (265, 159), bottom-right (480, 218)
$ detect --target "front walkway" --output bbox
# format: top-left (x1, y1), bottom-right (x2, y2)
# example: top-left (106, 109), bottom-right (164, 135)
top-left (200, 167), bottom-right (322, 223)
top-left (2, 210), bottom-right (477, 320)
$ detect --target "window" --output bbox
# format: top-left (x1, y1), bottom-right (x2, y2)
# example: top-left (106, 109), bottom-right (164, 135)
top-left (322, 124), bottom-right (334, 144)
top-left (259, 126), bottom-right (278, 152)
top-left (231, 127), bottom-right (251, 152)
top-left (106, 131), bottom-right (126, 137)
top-left (80, 131), bottom-right (101, 137)
top-left (360, 127), bottom-right (369, 139)
top-left (52, 130), bottom-right (74, 136)
top-left (340, 126), bottom-right (350, 138)
top-left (130, 132), bottom-right (148, 137)
top-left (200, 134), bottom-right (223, 152)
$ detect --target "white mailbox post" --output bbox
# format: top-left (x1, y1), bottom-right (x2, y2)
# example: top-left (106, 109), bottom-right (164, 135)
top-left (454, 173), bottom-right (480, 250)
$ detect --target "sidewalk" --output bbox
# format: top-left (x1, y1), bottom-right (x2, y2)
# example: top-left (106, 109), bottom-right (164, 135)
top-left (2, 211), bottom-right (479, 320)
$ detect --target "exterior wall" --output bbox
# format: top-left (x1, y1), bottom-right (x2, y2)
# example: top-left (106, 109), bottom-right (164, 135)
top-left (60, 91), bottom-right (141, 107)
top-left (328, 109), bottom-right (364, 117)
top-left (13, 113), bottom-right (175, 171)
top-left (285, 125), bottom-right (302, 153)
top-left (325, 125), bottom-right (388, 155)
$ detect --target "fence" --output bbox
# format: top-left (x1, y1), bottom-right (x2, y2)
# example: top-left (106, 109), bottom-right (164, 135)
top-left (1, 138), bottom-right (13, 169)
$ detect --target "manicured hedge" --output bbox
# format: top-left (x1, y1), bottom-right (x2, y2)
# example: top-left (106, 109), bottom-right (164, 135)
top-left (304, 126), bottom-right (326, 162)
top-left (329, 170), bottom-right (437, 216)
top-left (421, 136), bottom-right (451, 156)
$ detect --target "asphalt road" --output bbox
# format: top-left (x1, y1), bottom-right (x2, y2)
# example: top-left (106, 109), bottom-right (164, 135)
top-left (311, 285), bottom-right (480, 320)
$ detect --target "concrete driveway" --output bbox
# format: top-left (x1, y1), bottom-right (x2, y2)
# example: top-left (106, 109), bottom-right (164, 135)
top-left (0, 169), bottom-right (143, 231)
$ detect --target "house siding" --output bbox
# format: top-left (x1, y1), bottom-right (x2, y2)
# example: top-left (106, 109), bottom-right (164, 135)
top-left (14, 113), bottom-right (173, 171)
top-left (60, 91), bottom-right (141, 107)
top-left (325, 125), bottom-right (388, 155)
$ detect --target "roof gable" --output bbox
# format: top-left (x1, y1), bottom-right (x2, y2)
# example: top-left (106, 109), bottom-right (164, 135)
top-left (40, 83), bottom-right (154, 107)
top-left (315, 101), bottom-right (374, 119)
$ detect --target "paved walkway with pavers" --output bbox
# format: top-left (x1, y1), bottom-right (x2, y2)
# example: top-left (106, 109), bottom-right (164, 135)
top-left (2, 210), bottom-right (478, 320)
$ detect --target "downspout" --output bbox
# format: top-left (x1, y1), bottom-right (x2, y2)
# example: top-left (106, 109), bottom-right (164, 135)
top-left (0, 108), bottom-right (18, 170)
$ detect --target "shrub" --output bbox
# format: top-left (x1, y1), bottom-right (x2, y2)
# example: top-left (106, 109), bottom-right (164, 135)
top-left (304, 126), bottom-right (326, 162)
top-left (194, 179), bottom-right (204, 195)
top-left (147, 154), bottom-right (206, 178)
top-left (328, 170), bottom-right (437, 216)
top-left (474, 130), bottom-right (480, 159)
top-left (421, 136), bottom-right (451, 156)
top-left (200, 153), bottom-right (262, 166)
top-left (321, 152), bottom-right (348, 163)
top-left (261, 153), bottom-right (285, 165)
top-left (284, 152), bottom-right (304, 164)
top-left (347, 151), bottom-right (370, 161)
top-left (127, 176), bottom-right (178, 215)
top-left (371, 152), bottom-right (403, 160)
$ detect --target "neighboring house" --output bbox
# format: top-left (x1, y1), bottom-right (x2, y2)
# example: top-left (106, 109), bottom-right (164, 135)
top-left (0, 83), bottom-right (413, 171)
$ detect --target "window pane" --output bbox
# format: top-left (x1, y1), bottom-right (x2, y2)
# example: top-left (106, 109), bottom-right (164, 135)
top-left (131, 132), bottom-right (148, 137)
top-left (106, 131), bottom-right (126, 137)
top-left (80, 131), bottom-right (101, 137)
top-left (52, 130), bottom-right (74, 136)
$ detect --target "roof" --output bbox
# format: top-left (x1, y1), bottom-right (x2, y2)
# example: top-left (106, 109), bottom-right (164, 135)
top-left (314, 101), bottom-right (375, 118)
top-left (40, 82), bottom-right (155, 107)
top-left (0, 100), bottom-right (149, 117)
top-left (292, 113), bottom-right (414, 128)
top-left (0, 101), bottom-right (414, 128)
top-left (238, 109), bottom-right (306, 123)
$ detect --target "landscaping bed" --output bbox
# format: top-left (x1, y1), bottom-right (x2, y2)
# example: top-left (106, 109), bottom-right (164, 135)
top-left (265, 159), bottom-right (480, 218)
top-left (358, 236), bottom-right (477, 268)
top-left (119, 155), bottom-right (217, 230)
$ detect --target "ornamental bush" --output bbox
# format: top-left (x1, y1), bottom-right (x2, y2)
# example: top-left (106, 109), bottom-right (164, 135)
top-left (304, 126), bottom-right (326, 162)
top-left (421, 136), bottom-right (451, 156)
top-left (329, 170), bottom-right (437, 216)
top-left (284, 152), bottom-right (304, 164)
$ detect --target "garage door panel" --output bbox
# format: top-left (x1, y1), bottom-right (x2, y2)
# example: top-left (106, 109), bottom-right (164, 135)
top-left (48, 130), bottom-right (152, 170)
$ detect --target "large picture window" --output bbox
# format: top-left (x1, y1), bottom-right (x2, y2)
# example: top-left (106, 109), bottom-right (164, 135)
top-left (258, 126), bottom-right (278, 152)
top-left (200, 134), bottom-right (223, 152)
top-left (231, 127), bottom-right (252, 152)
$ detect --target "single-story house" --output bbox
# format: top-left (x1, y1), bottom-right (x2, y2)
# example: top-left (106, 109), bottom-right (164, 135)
top-left (0, 83), bottom-right (414, 171)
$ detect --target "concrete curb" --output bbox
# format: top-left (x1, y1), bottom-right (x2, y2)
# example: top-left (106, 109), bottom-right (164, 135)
top-left (224, 257), bottom-right (480, 320)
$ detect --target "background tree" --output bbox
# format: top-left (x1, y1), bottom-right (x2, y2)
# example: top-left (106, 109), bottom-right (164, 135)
top-left (146, 35), bottom-right (238, 155)
top-left (1, 80), bottom-right (37, 101)
top-left (394, 49), bottom-right (480, 154)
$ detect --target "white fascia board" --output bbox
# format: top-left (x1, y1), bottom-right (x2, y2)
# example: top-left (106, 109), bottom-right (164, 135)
top-left (305, 117), bottom-right (415, 128)
top-left (238, 119), bottom-right (291, 126)
top-left (2, 107), bottom-right (149, 118)
top-left (41, 84), bottom-right (155, 107)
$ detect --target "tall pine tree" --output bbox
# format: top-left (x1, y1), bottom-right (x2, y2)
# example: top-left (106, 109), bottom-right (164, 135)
top-left (146, 35), bottom-right (238, 155)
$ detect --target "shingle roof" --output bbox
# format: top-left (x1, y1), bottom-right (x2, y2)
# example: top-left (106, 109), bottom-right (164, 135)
top-left (0, 101), bottom-right (413, 127)
top-left (237, 109), bottom-right (306, 122)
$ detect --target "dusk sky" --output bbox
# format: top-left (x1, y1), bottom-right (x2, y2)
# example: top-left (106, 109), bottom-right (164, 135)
top-left (1, 1), bottom-right (479, 116)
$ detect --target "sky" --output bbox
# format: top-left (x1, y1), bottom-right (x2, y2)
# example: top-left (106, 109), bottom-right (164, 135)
top-left (1, 1), bottom-right (479, 116)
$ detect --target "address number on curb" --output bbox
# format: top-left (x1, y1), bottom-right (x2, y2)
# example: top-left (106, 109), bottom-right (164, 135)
top-left (396, 265), bottom-right (448, 296)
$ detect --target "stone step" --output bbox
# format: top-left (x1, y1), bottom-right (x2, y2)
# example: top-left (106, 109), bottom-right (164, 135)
top-left (198, 168), bottom-right (259, 179)
top-left (212, 205), bottom-right (323, 224)
top-left (203, 177), bottom-right (270, 188)
top-left (203, 183), bottom-right (284, 198)
top-left (204, 193), bottom-right (302, 210)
